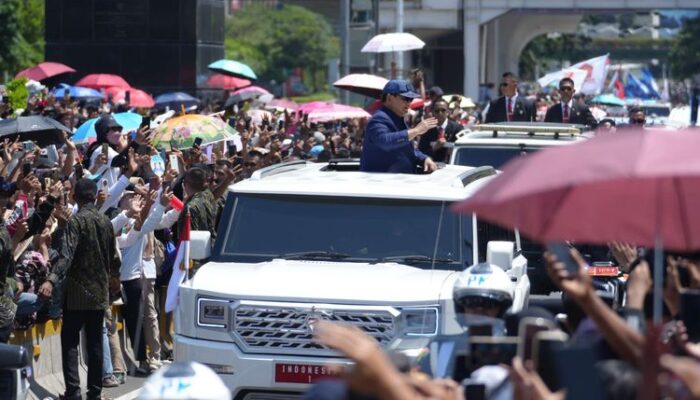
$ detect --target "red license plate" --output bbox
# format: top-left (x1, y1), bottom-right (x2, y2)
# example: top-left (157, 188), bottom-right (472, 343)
top-left (587, 266), bottom-right (619, 277)
top-left (275, 363), bottom-right (337, 384)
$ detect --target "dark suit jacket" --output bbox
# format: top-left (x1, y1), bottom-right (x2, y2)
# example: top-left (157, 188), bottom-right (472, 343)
top-left (418, 119), bottom-right (464, 162)
top-left (544, 102), bottom-right (597, 127)
top-left (485, 96), bottom-right (536, 123)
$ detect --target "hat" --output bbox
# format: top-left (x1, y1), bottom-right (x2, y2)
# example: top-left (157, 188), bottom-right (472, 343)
top-left (94, 114), bottom-right (123, 142)
top-left (428, 86), bottom-right (444, 96)
top-left (309, 144), bottom-right (324, 157)
top-left (382, 80), bottom-right (420, 98)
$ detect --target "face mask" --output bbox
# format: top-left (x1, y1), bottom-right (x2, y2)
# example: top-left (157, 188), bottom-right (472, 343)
top-left (107, 131), bottom-right (122, 145)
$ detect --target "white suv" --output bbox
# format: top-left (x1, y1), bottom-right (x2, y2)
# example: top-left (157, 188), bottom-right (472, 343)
top-left (174, 160), bottom-right (530, 399)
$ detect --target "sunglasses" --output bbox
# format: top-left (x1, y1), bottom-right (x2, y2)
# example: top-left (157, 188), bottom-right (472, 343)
top-left (500, 83), bottom-right (508, 87)
top-left (396, 95), bottom-right (413, 103)
top-left (559, 86), bottom-right (574, 92)
top-left (631, 119), bottom-right (646, 124)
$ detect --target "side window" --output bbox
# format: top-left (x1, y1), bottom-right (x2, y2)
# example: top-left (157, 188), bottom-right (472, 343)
top-left (475, 218), bottom-right (517, 263)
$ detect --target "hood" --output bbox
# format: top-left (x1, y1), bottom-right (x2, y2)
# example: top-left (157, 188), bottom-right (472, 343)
top-left (189, 259), bottom-right (458, 304)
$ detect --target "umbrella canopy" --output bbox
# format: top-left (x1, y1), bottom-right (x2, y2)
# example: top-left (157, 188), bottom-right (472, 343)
top-left (76, 73), bottom-right (131, 90)
top-left (361, 32), bottom-right (425, 53)
top-left (15, 62), bottom-right (75, 82)
top-left (591, 94), bottom-right (626, 107)
top-left (232, 85), bottom-right (270, 96)
top-left (452, 128), bottom-right (700, 251)
top-left (52, 84), bottom-right (103, 101)
top-left (298, 102), bottom-right (371, 123)
top-left (208, 59), bottom-right (257, 80)
top-left (71, 112), bottom-right (142, 144)
top-left (104, 87), bottom-right (155, 108)
top-left (224, 91), bottom-right (259, 108)
top-left (333, 73), bottom-right (388, 98)
top-left (154, 92), bottom-right (200, 111)
top-left (206, 73), bottom-right (251, 90)
top-left (0, 116), bottom-right (70, 146)
top-left (265, 98), bottom-right (299, 112)
top-left (151, 114), bottom-right (238, 150)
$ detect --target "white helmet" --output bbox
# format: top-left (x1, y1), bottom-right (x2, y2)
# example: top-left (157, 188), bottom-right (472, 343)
top-left (138, 362), bottom-right (231, 400)
top-left (453, 263), bottom-right (514, 317)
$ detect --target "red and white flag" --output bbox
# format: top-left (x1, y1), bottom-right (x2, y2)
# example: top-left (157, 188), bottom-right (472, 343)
top-left (570, 54), bottom-right (609, 95)
top-left (165, 211), bottom-right (191, 312)
top-left (537, 69), bottom-right (587, 92)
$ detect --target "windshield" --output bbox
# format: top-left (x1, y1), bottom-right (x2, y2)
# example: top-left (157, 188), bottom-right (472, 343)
top-left (215, 194), bottom-right (473, 270)
top-left (453, 146), bottom-right (535, 169)
top-left (641, 106), bottom-right (670, 117)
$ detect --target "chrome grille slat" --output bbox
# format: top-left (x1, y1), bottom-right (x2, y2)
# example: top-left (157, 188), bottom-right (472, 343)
top-left (232, 303), bottom-right (397, 355)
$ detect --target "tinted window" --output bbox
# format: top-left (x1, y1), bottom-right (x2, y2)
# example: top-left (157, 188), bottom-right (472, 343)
top-left (216, 194), bottom-right (473, 270)
top-left (454, 146), bottom-right (532, 169)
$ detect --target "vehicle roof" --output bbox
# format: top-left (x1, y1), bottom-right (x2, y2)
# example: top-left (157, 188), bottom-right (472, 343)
top-left (453, 122), bottom-right (587, 146)
top-left (230, 161), bottom-right (496, 201)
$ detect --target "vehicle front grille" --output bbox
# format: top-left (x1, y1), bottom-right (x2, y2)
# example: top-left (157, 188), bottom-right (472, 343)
top-left (232, 301), bottom-right (398, 355)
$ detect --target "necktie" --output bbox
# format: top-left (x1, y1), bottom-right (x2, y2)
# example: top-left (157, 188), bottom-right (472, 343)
top-left (507, 98), bottom-right (513, 121)
top-left (438, 126), bottom-right (445, 140)
top-left (563, 103), bottom-right (570, 123)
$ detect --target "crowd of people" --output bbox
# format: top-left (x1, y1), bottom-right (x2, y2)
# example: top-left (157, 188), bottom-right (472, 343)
top-left (0, 71), bottom-right (696, 400)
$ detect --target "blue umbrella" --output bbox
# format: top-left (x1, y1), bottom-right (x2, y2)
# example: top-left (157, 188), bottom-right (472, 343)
top-left (208, 59), bottom-right (257, 80)
top-left (52, 83), bottom-right (103, 101)
top-left (72, 112), bottom-right (142, 144)
top-left (154, 92), bottom-right (201, 111)
top-left (591, 94), bottom-right (626, 107)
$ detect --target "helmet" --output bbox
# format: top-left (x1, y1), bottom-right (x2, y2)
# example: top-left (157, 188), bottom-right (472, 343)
top-left (138, 362), bottom-right (231, 400)
top-left (453, 263), bottom-right (514, 317)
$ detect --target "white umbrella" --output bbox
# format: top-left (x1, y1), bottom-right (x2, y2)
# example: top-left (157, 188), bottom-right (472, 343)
top-left (333, 73), bottom-right (389, 98)
top-left (361, 32), bottom-right (425, 53)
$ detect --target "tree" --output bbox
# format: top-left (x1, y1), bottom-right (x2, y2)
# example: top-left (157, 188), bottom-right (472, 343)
top-left (225, 4), bottom-right (339, 91)
top-left (669, 16), bottom-right (700, 79)
top-left (0, 0), bottom-right (44, 82)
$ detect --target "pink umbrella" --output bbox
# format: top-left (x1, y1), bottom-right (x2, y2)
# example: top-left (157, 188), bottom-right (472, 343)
top-left (299, 101), bottom-right (371, 123)
top-left (206, 73), bottom-right (250, 90)
top-left (104, 86), bottom-right (155, 108)
top-left (232, 85), bottom-right (270, 96)
top-left (266, 98), bottom-right (299, 112)
top-left (333, 73), bottom-right (388, 98)
top-left (76, 73), bottom-right (130, 89)
top-left (15, 62), bottom-right (75, 81)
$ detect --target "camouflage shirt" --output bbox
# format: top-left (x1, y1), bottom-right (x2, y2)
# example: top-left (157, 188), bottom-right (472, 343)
top-left (0, 223), bottom-right (16, 329)
top-left (47, 204), bottom-right (120, 311)
top-left (178, 189), bottom-right (218, 244)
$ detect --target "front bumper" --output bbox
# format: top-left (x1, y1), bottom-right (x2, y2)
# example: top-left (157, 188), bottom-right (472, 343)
top-left (174, 334), bottom-right (349, 398)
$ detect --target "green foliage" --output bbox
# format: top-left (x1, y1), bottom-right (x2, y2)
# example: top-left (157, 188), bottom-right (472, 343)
top-left (0, 0), bottom-right (44, 81)
top-left (669, 16), bottom-right (700, 79)
top-left (225, 4), bottom-right (339, 90)
top-left (6, 77), bottom-right (29, 112)
top-left (519, 34), bottom-right (592, 80)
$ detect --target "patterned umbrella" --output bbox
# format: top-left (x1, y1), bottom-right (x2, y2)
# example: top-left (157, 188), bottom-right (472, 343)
top-left (151, 114), bottom-right (238, 150)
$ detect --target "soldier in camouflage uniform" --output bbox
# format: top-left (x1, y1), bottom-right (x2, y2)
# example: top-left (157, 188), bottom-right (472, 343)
top-left (178, 167), bottom-right (218, 244)
top-left (39, 179), bottom-right (121, 400)
top-left (0, 222), bottom-right (16, 343)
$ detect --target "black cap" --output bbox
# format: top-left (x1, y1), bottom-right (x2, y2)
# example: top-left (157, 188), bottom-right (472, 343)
top-left (428, 86), bottom-right (444, 97)
top-left (94, 114), bottom-right (123, 143)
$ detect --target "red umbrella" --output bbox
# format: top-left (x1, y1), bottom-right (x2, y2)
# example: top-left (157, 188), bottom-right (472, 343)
top-left (452, 128), bottom-right (700, 251)
top-left (104, 86), bottom-right (155, 108)
top-left (206, 73), bottom-right (250, 90)
top-left (15, 62), bottom-right (75, 81)
top-left (76, 73), bottom-right (130, 89)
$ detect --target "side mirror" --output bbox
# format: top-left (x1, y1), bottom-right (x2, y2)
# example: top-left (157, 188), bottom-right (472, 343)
top-left (0, 343), bottom-right (29, 370)
top-left (190, 231), bottom-right (211, 261)
top-left (486, 241), bottom-right (514, 271)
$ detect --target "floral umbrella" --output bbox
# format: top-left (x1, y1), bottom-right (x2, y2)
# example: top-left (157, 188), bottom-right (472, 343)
top-left (151, 114), bottom-right (238, 150)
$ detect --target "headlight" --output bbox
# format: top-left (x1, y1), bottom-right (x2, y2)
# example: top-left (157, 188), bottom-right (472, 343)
top-left (402, 308), bottom-right (438, 336)
top-left (197, 298), bottom-right (229, 328)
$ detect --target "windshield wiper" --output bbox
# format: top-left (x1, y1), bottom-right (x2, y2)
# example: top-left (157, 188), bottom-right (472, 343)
top-left (372, 255), bottom-right (457, 265)
top-left (278, 251), bottom-right (352, 261)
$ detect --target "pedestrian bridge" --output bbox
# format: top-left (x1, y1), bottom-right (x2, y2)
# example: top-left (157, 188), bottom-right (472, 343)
top-left (378, 0), bottom-right (700, 98)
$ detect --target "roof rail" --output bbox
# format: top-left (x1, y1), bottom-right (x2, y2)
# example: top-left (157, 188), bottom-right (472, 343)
top-left (471, 123), bottom-right (583, 138)
top-left (249, 160), bottom-right (309, 181)
top-left (322, 158), bottom-right (361, 171)
top-left (458, 166), bottom-right (497, 187)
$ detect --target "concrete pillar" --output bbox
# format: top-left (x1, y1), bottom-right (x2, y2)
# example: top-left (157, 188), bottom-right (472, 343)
top-left (463, 0), bottom-right (480, 99)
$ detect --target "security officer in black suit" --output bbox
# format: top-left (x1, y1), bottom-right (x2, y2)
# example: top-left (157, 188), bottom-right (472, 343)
top-left (484, 72), bottom-right (536, 123)
top-left (418, 99), bottom-right (464, 162)
top-left (544, 77), bottom-right (597, 128)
